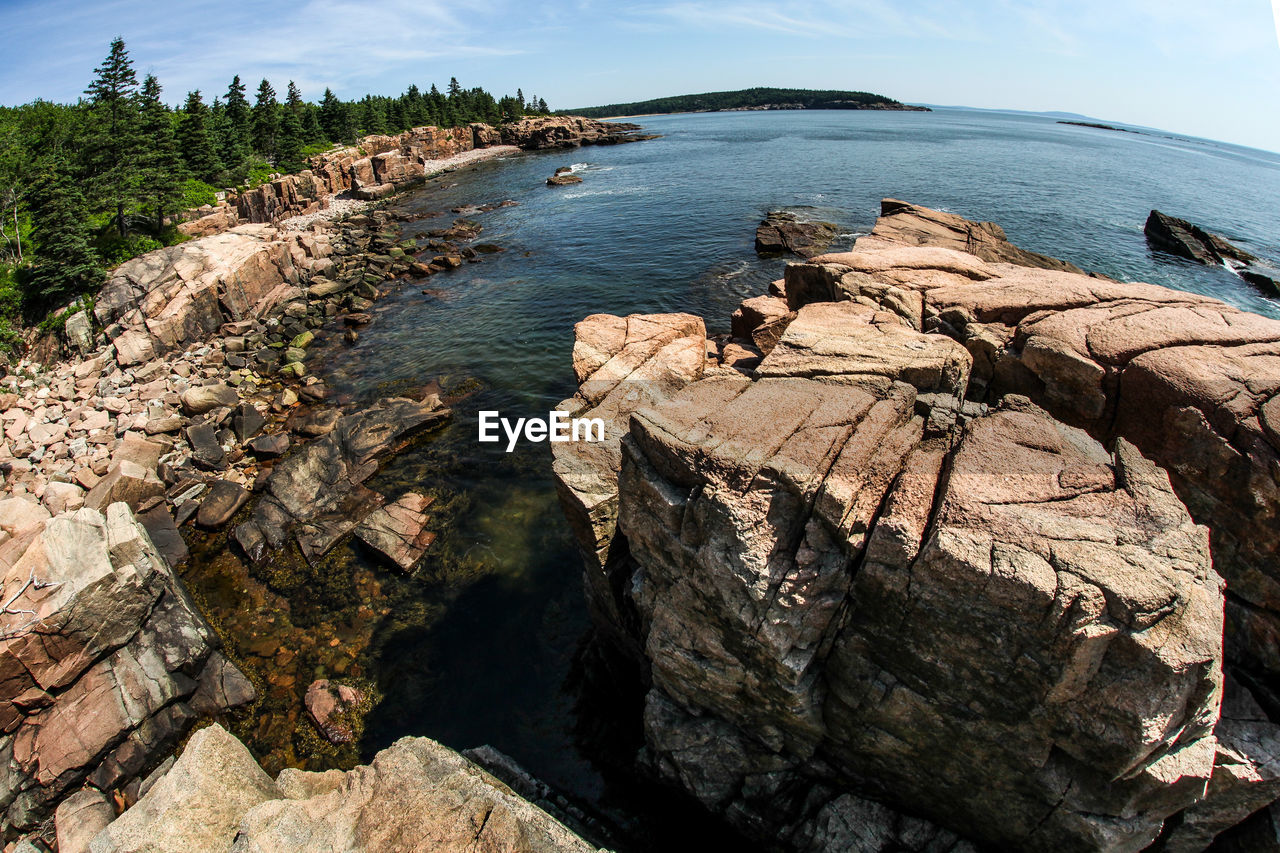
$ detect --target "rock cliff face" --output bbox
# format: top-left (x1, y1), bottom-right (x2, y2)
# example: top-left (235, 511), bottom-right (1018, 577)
top-left (180, 116), bottom-right (652, 235)
top-left (0, 503), bottom-right (253, 831)
top-left (95, 225), bottom-right (322, 367)
top-left (553, 199), bottom-right (1280, 851)
top-left (86, 723), bottom-right (599, 853)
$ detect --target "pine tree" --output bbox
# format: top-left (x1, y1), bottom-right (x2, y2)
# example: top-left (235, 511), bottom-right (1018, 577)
top-left (302, 107), bottom-right (325, 145)
top-left (285, 80), bottom-right (304, 113)
top-left (537, 97), bottom-right (549, 114)
top-left (276, 113), bottom-right (304, 173)
top-left (176, 90), bottom-right (222, 183)
top-left (275, 80), bottom-right (307, 172)
top-left (136, 74), bottom-right (184, 233)
top-left (26, 158), bottom-right (102, 304)
top-left (516, 88), bottom-right (524, 111)
top-left (403, 84), bottom-right (427, 128)
top-left (222, 75), bottom-right (252, 170)
top-left (386, 99), bottom-right (405, 133)
top-left (251, 78), bottom-right (279, 161)
top-left (359, 97), bottom-right (386, 135)
top-left (319, 88), bottom-right (344, 142)
top-left (83, 37), bottom-right (140, 239)
top-left (447, 77), bottom-right (462, 99)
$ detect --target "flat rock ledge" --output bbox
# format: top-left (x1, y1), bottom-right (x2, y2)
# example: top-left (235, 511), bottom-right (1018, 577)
top-left (84, 722), bottom-right (600, 853)
top-left (552, 198), bottom-right (1280, 852)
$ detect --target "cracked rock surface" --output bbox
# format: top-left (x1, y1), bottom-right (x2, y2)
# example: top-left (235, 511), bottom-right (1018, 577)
top-left (0, 503), bottom-right (253, 831)
top-left (553, 198), bottom-right (1280, 851)
top-left (88, 723), bottom-right (600, 853)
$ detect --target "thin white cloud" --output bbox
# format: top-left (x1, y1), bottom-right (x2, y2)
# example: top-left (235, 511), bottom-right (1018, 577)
top-left (0, 0), bottom-right (527, 104)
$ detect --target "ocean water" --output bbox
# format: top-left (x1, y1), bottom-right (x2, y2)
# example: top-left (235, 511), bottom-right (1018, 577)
top-left (300, 109), bottom-right (1280, 848)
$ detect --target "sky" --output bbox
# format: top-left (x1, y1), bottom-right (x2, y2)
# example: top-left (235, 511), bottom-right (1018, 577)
top-left (1, 0), bottom-right (1278, 152)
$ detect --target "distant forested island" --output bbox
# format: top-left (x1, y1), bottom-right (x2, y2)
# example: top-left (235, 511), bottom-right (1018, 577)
top-left (568, 87), bottom-right (930, 118)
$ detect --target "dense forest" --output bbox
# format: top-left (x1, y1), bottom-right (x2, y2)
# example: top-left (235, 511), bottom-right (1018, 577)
top-left (0, 38), bottom-right (550, 352)
top-left (569, 86), bottom-right (927, 118)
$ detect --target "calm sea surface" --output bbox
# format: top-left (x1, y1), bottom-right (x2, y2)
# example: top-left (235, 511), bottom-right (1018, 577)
top-left (303, 109), bottom-right (1280, 848)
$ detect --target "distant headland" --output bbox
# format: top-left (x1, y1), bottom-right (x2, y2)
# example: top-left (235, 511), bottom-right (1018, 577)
top-left (567, 86), bottom-right (930, 118)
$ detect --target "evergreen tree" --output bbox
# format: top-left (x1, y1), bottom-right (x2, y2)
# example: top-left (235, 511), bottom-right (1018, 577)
top-left (222, 75), bottom-right (252, 169)
top-left (386, 99), bottom-right (405, 133)
top-left (251, 78), bottom-right (279, 161)
top-left (516, 88), bottom-right (524, 109)
top-left (447, 77), bottom-right (462, 99)
top-left (403, 84), bottom-right (427, 127)
top-left (427, 84), bottom-right (445, 126)
top-left (136, 74), bottom-right (183, 232)
top-left (498, 95), bottom-right (522, 123)
top-left (82, 37), bottom-right (140, 238)
top-left (359, 96), bottom-right (386, 135)
top-left (302, 106), bottom-right (325, 145)
top-left (537, 97), bottom-right (549, 114)
top-left (319, 87), bottom-right (344, 142)
top-left (176, 90), bottom-right (222, 183)
top-left (26, 158), bottom-right (102, 304)
top-left (277, 109), bottom-right (305, 173)
top-left (282, 81), bottom-right (300, 115)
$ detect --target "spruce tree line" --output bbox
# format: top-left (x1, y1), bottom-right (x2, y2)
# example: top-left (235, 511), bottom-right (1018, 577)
top-left (0, 37), bottom-right (547, 325)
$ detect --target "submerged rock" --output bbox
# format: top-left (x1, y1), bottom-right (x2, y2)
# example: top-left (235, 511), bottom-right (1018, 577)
top-left (234, 396), bottom-right (449, 564)
top-left (304, 679), bottom-right (365, 744)
top-left (354, 492), bottom-right (436, 571)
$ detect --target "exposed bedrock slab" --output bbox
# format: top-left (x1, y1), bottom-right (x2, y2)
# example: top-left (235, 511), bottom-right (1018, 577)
top-left (616, 374), bottom-right (1224, 850)
top-left (756, 301), bottom-right (971, 397)
top-left (90, 724), bottom-right (600, 853)
top-left (823, 400), bottom-right (1223, 851)
top-left (550, 312), bottom-right (707, 653)
top-left (0, 504), bottom-right (253, 831)
top-left (778, 202), bottom-right (1280, 682)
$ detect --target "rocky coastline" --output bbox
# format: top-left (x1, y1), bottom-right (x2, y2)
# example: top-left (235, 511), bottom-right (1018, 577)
top-left (0, 115), bottom-right (650, 850)
top-left (552, 199), bottom-right (1280, 851)
top-left (178, 116), bottom-right (654, 238)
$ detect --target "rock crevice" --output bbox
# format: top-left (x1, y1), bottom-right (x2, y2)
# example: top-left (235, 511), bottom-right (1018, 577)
top-left (553, 198), bottom-right (1280, 851)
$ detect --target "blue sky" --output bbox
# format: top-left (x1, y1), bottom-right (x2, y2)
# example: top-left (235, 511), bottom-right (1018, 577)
top-left (2, 0), bottom-right (1278, 152)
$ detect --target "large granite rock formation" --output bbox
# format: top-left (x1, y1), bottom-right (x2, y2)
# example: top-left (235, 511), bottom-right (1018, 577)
top-left (88, 723), bottom-right (599, 852)
top-left (95, 224), bottom-right (324, 367)
top-left (0, 503), bottom-right (253, 832)
top-left (754, 211), bottom-right (840, 258)
top-left (553, 198), bottom-right (1280, 851)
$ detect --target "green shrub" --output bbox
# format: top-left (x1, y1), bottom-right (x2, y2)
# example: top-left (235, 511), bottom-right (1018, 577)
top-left (98, 234), bottom-right (164, 267)
top-left (246, 158), bottom-right (276, 188)
top-left (300, 142), bottom-right (333, 159)
top-left (180, 178), bottom-right (219, 210)
top-left (0, 264), bottom-right (22, 356)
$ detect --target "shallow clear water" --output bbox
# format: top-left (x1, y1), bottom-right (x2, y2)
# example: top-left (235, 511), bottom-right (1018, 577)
top-left (301, 109), bottom-right (1280, 848)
